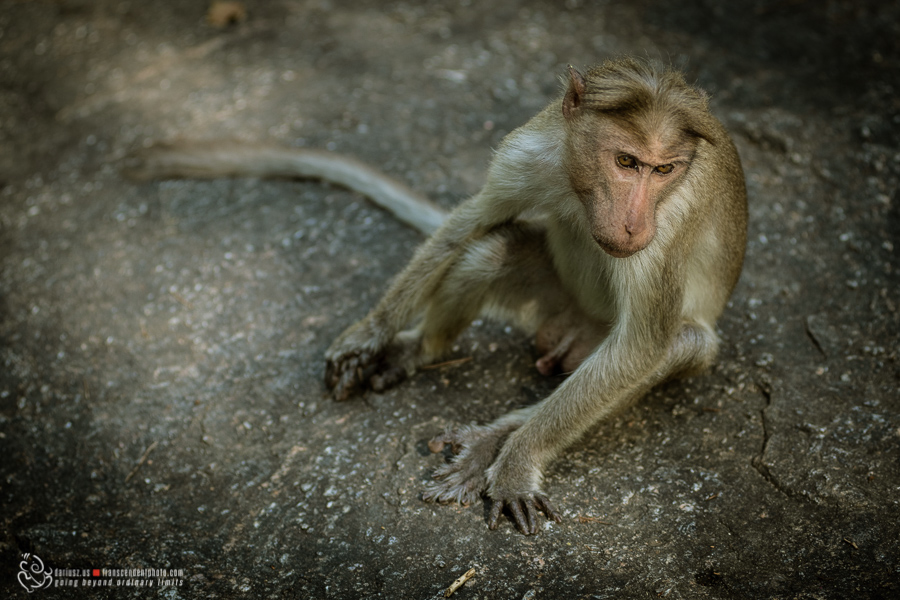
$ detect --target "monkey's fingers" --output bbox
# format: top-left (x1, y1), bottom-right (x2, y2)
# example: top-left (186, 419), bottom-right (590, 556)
top-left (421, 480), bottom-right (478, 506)
top-left (324, 359), bottom-right (340, 389)
top-left (324, 354), bottom-right (356, 391)
top-left (370, 366), bottom-right (406, 392)
top-left (487, 494), bottom-right (562, 534)
top-left (425, 459), bottom-right (486, 506)
top-left (333, 359), bottom-right (366, 401)
top-left (516, 500), bottom-right (538, 535)
top-left (332, 369), bottom-right (358, 402)
top-left (427, 437), bottom-right (447, 454)
top-left (326, 350), bottom-right (380, 400)
top-left (427, 430), bottom-right (464, 455)
top-left (420, 486), bottom-right (441, 503)
top-left (488, 498), bottom-right (534, 534)
top-left (534, 494), bottom-right (563, 523)
top-left (488, 500), bottom-right (503, 530)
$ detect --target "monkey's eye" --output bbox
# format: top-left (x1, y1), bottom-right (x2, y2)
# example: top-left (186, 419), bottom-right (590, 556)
top-left (654, 164), bottom-right (675, 175)
top-left (616, 155), bottom-right (638, 169)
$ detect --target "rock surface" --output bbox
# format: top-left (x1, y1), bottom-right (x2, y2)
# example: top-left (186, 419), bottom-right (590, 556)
top-left (1, 1), bottom-right (898, 598)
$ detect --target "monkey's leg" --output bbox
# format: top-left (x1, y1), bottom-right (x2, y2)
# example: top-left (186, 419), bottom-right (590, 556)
top-left (327, 217), bottom-right (574, 399)
top-left (484, 320), bottom-right (719, 534)
top-left (326, 229), bottom-right (529, 398)
top-left (418, 222), bottom-right (567, 355)
top-left (364, 222), bottom-right (572, 399)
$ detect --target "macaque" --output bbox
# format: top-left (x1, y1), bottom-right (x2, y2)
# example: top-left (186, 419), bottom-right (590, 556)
top-left (130, 58), bottom-right (747, 535)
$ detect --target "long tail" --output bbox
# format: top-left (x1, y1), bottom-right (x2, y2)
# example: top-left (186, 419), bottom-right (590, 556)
top-left (125, 140), bottom-right (448, 235)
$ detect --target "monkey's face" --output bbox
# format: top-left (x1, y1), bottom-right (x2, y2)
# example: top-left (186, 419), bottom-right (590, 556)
top-left (566, 121), bottom-right (696, 259)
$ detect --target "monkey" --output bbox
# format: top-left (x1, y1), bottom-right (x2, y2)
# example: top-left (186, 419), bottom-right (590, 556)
top-left (129, 58), bottom-right (747, 535)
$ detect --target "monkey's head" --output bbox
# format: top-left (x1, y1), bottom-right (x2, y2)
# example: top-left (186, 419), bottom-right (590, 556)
top-left (561, 59), bottom-right (718, 259)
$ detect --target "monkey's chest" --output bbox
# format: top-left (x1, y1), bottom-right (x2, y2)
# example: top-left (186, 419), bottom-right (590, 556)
top-left (544, 218), bottom-right (617, 323)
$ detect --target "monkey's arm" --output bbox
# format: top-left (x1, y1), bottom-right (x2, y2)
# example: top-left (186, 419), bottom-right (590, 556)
top-left (484, 260), bottom-right (693, 533)
top-left (125, 140), bottom-right (447, 234)
top-left (324, 114), bottom-right (567, 400)
top-left (324, 191), bottom-right (522, 400)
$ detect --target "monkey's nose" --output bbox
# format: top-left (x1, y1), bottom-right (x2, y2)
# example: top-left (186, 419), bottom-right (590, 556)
top-left (623, 215), bottom-right (643, 236)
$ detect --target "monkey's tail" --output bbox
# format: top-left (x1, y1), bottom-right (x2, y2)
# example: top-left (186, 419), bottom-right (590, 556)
top-left (124, 140), bottom-right (447, 235)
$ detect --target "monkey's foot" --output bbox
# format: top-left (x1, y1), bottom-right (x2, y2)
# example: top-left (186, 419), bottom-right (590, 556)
top-left (534, 331), bottom-right (578, 376)
top-left (422, 425), bottom-right (512, 506)
top-left (535, 313), bottom-right (609, 376)
top-left (487, 490), bottom-right (562, 535)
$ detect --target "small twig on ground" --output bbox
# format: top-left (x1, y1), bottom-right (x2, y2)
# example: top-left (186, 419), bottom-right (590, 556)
top-left (169, 291), bottom-right (194, 309)
top-left (125, 441), bottom-right (159, 482)
top-left (444, 567), bottom-right (476, 598)
top-left (56, 20), bottom-right (271, 122)
top-left (421, 356), bottom-right (473, 370)
top-left (576, 516), bottom-right (612, 524)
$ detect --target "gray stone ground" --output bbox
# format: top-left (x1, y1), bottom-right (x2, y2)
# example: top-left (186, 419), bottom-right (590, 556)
top-left (1, 1), bottom-right (898, 598)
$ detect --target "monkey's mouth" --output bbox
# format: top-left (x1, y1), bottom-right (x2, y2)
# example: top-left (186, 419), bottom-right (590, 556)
top-left (594, 237), bottom-right (639, 259)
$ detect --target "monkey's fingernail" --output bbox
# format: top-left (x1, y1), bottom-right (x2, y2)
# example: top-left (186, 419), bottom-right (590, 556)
top-left (344, 358), bottom-right (357, 374)
top-left (488, 502), bottom-right (502, 529)
top-left (536, 494), bottom-right (562, 522)
top-left (523, 502), bottom-right (533, 529)
top-left (510, 502), bottom-right (530, 534)
top-left (335, 371), bottom-right (357, 401)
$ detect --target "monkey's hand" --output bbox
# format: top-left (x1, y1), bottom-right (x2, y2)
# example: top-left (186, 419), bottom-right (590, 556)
top-left (486, 489), bottom-right (562, 535)
top-left (325, 318), bottom-right (394, 401)
top-left (325, 319), bottom-right (421, 400)
top-left (422, 425), bottom-right (513, 506)
top-left (485, 459), bottom-right (562, 535)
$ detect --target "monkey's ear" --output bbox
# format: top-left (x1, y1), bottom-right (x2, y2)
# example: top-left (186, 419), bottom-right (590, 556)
top-left (562, 65), bottom-right (586, 120)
